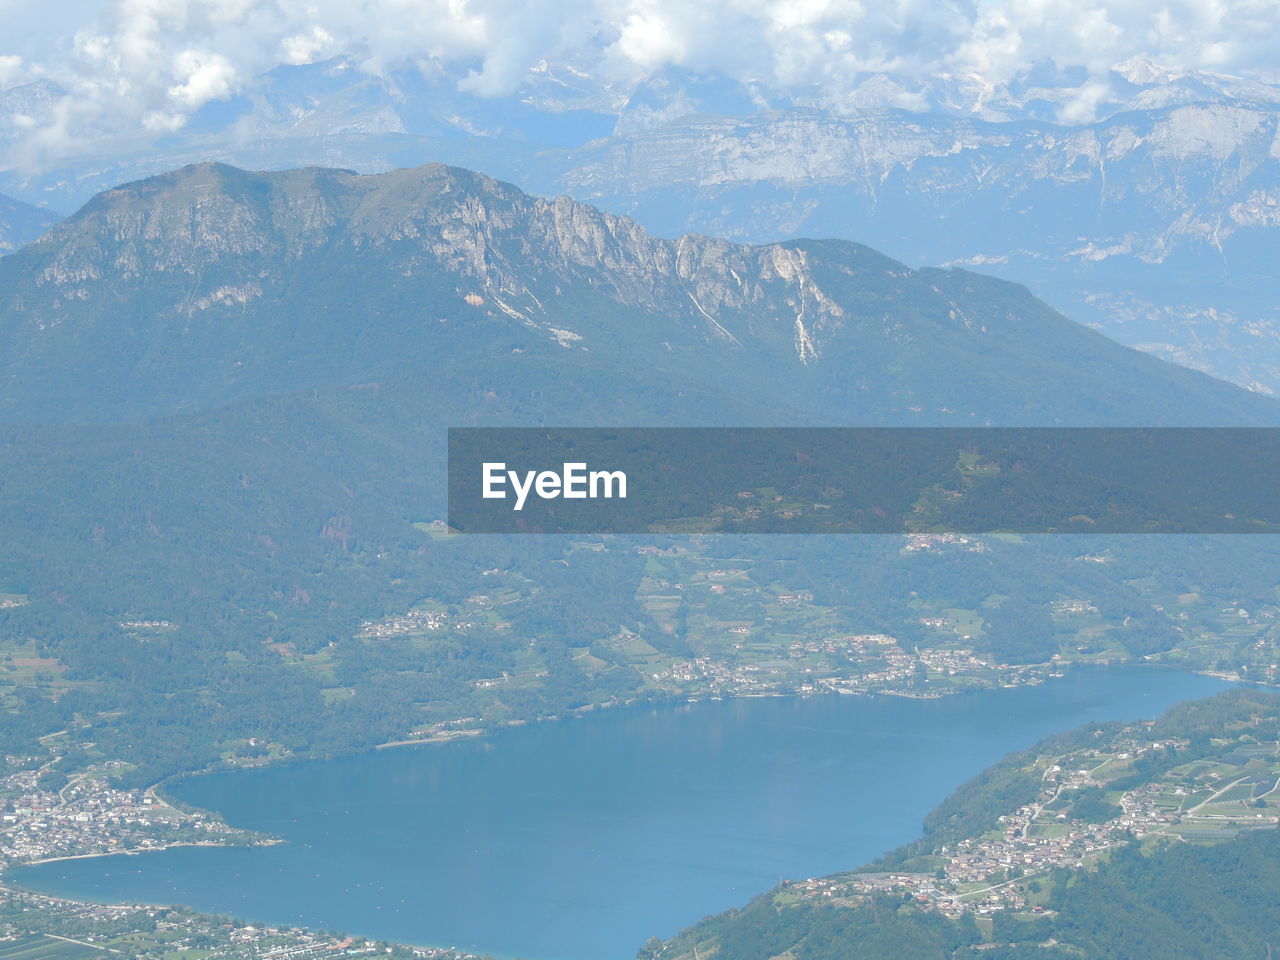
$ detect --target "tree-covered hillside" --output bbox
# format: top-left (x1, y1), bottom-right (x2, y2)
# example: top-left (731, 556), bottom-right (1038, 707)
top-left (2, 163), bottom-right (1280, 787)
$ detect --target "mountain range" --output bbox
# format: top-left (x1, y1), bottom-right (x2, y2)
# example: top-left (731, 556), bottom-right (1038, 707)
top-left (2, 161), bottom-right (1280, 786)
top-left (3, 58), bottom-right (1280, 395)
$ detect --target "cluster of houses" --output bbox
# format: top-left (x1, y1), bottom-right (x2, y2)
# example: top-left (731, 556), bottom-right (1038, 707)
top-left (788, 633), bottom-right (900, 659)
top-left (1050, 600), bottom-right (1098, 615)
top-left (654, 657), bottom-right (767, 694)
top-left (904, 533), bottom-right (988, 553)
top-left (359, 599), bottom-right (501, 639)
top-left (658, 630), bottom-right (1034, 699)
top-left (917, 646), bottom-right (995, 675)
top-left (793, 732), bottom-right (1280, 919)
top-left (0, 767), bottom-right (246, 864)
top-left (0, 886), bottom-right (475, 959)
top-left (358, 608), bottom-right (453, 637)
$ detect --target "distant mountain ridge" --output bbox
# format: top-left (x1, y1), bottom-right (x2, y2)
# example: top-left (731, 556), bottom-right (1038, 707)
top-left (5, 60), bottom-right (1280, 392)
top-left (0, 191), bottom-right (57, 253)
top-left (545, 101), bottom-right (1280, 393)
top-left (1, 160), bottom-right (1276, 427)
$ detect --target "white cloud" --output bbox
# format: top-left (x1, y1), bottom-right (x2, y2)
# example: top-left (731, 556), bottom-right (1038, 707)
top-left (2, 0), bottom-right (1279, 167)
top-left (281, 25), bottom-right (334, 64)
top-left (168, 49), bottom-right (237, 107)
top-left (614, 9), bottom-right (688, 71)
top-left (0, 54), bottom-right (23, 85)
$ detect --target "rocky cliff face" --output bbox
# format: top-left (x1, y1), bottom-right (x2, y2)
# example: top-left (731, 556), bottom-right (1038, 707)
top-left (543, 103), bottom-right (1280, 395)
top-left (16, 162), bottom-right (846, 361)
top-left (558, 104), bottom-right (1280, 262)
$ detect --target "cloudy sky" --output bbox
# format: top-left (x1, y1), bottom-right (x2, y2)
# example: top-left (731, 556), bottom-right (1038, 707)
top-left (2, 0), bottom-right (1279, 165)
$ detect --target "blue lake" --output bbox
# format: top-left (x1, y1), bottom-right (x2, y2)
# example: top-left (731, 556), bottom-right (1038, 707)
top-left (10, 667), bottom-right (1230, 960)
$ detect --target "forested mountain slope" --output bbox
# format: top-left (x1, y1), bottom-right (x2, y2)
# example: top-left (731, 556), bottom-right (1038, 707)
top-left (2, 163), bottom-right (1280, 785)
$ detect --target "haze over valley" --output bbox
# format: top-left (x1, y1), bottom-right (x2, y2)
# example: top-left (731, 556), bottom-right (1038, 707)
top-left (2, 4), bottom-right (1280, 959)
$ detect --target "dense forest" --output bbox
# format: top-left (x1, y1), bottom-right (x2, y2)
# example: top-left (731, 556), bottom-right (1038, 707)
top-left (5, 384), bottom-right (1280, 786)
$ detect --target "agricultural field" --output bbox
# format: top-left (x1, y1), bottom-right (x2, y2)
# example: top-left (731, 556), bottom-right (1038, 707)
top-left (0, 935), bottom-right (102, 959)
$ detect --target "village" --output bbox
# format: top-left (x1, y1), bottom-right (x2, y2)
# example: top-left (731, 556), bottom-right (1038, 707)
top-left (0, 761), bottom-right (265, 866)
top-left (0, 884), bottom-right (478, 959)
top-left (653, 632), bottom-right (1041, 701)
top-left (0, 758), bottom-right (486, 958)
top-left (791, 727), bottom-right (1280, 918)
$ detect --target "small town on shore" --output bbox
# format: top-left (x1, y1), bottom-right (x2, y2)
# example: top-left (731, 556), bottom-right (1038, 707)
top-left (0, 757), bottom-right (480, 958)
top-left (790, 723), bottom-right (1280, 918)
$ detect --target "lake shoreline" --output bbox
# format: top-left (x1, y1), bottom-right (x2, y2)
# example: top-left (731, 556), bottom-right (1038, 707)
top-left (19, 836), bottom-right (283, 868)
top-left (8, 665), bottom-right (1235, 960)
top-left (148, 660), bottom-right (1266, 828)
top-left (20, 661), bottom-right (1266, 871)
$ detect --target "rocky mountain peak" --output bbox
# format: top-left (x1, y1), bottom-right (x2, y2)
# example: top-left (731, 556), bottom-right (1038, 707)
top-left (3, 160), bottom-right (1277, 427)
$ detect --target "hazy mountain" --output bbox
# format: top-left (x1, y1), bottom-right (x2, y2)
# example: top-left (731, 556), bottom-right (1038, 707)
top-left (5, 60), bottom-right (1276, 395)
top-left (0, 190), bottom-right (57, 252)
top-left (3, 160), bottom-right (1280, 784)
top-left (545, 101), bottom-right (1280, 396)
top-left (2, 161), bottom-right (1275, 427)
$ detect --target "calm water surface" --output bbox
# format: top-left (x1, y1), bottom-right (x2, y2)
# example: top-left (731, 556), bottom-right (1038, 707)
top-left (11, 668), bottom-right (1229, 960)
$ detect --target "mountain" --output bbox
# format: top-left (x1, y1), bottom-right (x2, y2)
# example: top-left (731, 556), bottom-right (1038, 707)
top-left (3, 63), bottom-right (1280, 397)
top-left (540, 101), bottom-right (1280, 396)
top-left (0, 191), bottom-right (57, 252)
top-left (2, 161), bottom-right (1276, 427)
top-left (3, 161), bottom-right (1280, 786)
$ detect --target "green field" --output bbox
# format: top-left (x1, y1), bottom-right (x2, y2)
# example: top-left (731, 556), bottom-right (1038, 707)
top-left (0, 935), bottom-right (103, 959)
